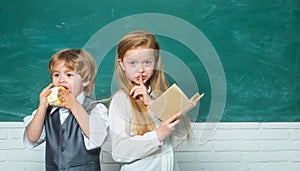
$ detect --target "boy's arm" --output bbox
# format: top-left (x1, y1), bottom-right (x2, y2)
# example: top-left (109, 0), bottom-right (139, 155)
top-left (26, 105), bottom-right (48, 143)
top-left (23, 110), bottom-right (46, 148)
top-left (58, 89), bottom-right (109, 149)
top-left (69, 100), bottom-right (90, 137)
top-left (70, 101), bottom-right (109, 149)
top-left (57, 89), bottom-right (90, 137)
top-left (85, 103), bottom-right (109, 149)
top-left (26, 83), bottom-right (52, 144)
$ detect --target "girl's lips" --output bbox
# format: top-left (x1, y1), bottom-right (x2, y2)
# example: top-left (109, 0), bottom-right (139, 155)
top-left (135, 76), bottom-right (147, 81)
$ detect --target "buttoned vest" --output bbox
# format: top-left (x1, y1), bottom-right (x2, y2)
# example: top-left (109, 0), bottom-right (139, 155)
top-left (44, 97), bottom-right (100, 171)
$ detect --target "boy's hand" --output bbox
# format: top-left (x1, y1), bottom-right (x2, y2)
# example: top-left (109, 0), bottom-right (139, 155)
top-left (130, 74), bottom-right (151, 105)
top-left (38, 83), bottom-right (52, 110)
top-left (57, 88), bottom-right (77, 110)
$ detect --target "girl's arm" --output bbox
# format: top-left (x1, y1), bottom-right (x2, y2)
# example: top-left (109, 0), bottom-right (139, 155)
top-left (173, 115), bottom-right (190, 137)
top-left (109, 91), bottom-right (161, 162)
top-left (155, 113), bottom-right (180, 142)
top-left (109, 91), bottom-right (180, 162)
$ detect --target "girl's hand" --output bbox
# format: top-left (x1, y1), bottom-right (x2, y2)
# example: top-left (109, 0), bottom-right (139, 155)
top-left (156, 113), bottom-right (180, 142)
top-left (38, 83), bottom-right (52, 110)
top-left (130, 74), bottom-right (151, 105)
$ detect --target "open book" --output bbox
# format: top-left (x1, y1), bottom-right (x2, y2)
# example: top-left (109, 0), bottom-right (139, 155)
top-left (148, 84), bottom-right (204, 121)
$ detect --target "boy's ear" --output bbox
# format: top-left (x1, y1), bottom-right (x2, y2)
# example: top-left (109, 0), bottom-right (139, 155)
top-left (118, 59), bottom-right (125, 70)
top-left (82, 81), bottom-right (89, 87)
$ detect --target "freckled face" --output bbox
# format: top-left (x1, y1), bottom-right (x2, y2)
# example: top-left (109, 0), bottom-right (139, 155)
top-left (119, 47), bottom-right (155, 85)
top-left (51, 60), bottom-right (84, 97)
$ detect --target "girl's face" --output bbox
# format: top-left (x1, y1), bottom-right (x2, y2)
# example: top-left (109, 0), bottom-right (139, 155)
top-left (51, 60), bottom-right (84, 97)
top-left (119, 46), bottom-right (155, 85)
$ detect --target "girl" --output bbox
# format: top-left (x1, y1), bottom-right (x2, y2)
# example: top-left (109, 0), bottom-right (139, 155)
top-left (23, 49), bottom-right (109, 171)
top-left (109, 30), bottom-right (191, 171)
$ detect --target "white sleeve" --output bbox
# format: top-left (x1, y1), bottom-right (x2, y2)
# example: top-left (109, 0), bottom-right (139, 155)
top-left (84, 103), bottom-right (109, 150)
top-left (173, 115), bottom-right (189, 137)
top-left (109, 91), bottom-right (162, 163)
top-left (23, 110), bottom-right (46, 148)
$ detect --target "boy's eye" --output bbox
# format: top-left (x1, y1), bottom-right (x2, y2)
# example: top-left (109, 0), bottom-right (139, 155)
top-left (53, 73), bottom-right (59, 77)
top-left (66, 73), bottom-right (74, 77)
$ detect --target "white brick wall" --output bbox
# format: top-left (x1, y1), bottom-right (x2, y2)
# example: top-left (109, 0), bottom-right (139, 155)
top-left (1, 122), bottom-right (300, 171)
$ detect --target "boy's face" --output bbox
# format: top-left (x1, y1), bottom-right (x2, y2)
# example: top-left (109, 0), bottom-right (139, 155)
top-left (118, 46), bottom-right (155, 85)
top-left (51, 60), bottom-right (84, 97)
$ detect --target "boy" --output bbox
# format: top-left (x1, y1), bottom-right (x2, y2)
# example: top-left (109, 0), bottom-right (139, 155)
top-left (23, 49), bottom-right (108, 171)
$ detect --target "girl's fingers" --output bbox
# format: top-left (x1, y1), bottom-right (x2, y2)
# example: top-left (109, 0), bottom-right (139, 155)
top-left (169, 119), bottom-right (180, 128)
top-left (129, 86), bottom-right (137, 96)
top-left (139, 74), bottom-right (148, 91)
top-left (139, 74), bottom-right (144, 86)
top-left (130, 78), bottom-right (149, 105)
top-left (130, 86), bottom-right (146, 98)
top-left (166, 113), bottom-right (180, 123)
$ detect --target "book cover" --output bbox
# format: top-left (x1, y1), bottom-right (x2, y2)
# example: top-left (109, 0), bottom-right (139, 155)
top-left (148, 84), bottom-right (204, 121)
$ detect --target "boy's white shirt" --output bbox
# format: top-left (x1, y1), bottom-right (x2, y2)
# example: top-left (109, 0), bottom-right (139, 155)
top-left (23, 92), bottom-right (109, 150)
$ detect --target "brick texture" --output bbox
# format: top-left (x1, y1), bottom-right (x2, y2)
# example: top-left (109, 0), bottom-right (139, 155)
top-left (1, 122), bottom-right (300, 171)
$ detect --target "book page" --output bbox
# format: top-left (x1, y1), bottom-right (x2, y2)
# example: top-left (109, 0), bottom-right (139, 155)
top-left (148, 84), bottom-right (204, 121)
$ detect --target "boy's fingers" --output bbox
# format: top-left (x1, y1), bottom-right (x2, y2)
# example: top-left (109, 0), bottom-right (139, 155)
top-left (44, 83), bottom-right (52, 91)
top-left (46, 83), bottom-right (53, 89)
top-left (44, 83), bottom-right (53, 95)
top-left (46, 90), bottom-right (52, 96)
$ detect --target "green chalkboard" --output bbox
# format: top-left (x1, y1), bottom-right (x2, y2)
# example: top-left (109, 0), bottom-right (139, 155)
top-left (0, 0), bottom-right (299, 122)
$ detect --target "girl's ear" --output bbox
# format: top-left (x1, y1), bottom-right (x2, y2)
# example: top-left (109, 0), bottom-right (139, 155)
top-left (82, 81), bottom-right (89, 87)
top-left (118, 59), bottom-right (125, 70)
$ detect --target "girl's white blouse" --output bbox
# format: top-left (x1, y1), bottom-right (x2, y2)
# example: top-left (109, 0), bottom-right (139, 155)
top-left (109, 90), bottom-right (187, 171)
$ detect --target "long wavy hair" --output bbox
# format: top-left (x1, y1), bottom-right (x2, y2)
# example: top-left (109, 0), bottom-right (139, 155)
top-left (115, 30), bottom-right (169, 135)
top-left (115, 30), bottom-right (191, 138)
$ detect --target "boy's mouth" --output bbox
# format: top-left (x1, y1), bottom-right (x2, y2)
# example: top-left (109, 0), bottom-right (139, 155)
top-left (59, 85), bottom-right (69, 90)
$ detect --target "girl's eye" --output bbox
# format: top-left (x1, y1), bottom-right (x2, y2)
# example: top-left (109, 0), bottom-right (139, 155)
top-left (127, 61), bottom-right (136, 67)
top-left (144, 61), bottom-right (152, 65)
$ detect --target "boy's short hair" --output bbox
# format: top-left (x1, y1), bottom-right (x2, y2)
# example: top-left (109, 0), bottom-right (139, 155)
top-left (48, 48), bottom-right (97, 96)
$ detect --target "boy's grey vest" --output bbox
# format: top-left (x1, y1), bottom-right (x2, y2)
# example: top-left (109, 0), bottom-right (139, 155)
top-left (44, 97), bottom-right (100, 171)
